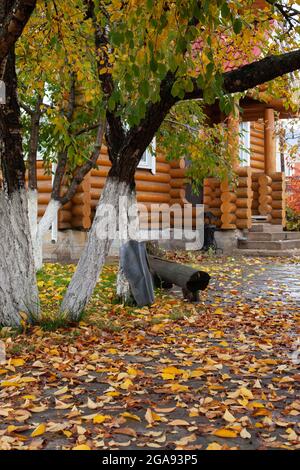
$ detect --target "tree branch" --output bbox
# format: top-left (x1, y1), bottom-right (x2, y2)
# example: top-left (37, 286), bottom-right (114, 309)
top-left (59, 120), bottom-right (105, 205)
top-left (0, 0), bottom-right (37, 62)
top-left (20, 101), bottom-right (34, 116)
top-left (84, 0), bottom-right (125, 158)
top-left (184, 48), bottom-right (300, 99)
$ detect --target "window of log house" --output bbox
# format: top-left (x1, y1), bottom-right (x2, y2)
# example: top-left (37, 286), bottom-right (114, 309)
top-left (239, 121), bottom-right (251, 166)
top-left (138, 138), bottom-right (157, 174)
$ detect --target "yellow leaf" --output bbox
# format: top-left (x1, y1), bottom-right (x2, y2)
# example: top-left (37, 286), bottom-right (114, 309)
top-left (169, 383), bottom-right (189, 393)
top-left (207, 442), bottom-right (223, 450)
top-left (145, 408), bottom-right (162, 425)
top-left (121, 412), bottom-right (141, 422)
top-left (1, 380), bottom-right (21, 388)
top-left (31, 424), bottom-right (46, 437)
top-left (127, 367), bottom-right (139, 377)
top-left (22, 395), bottom-right (36, 400)
top-left (214, 308), bottom-right (225, 315)
top-left (54, 386), bottom-right (68, 396)
top-left (93, 414), bottom-right (108, 424)
top-left (213, 429), bottom-right (237, 438)
top-left (239, 387), bottom-right (254, 400)
top-left (120, 378), bottom-right (133, 390)
top-left (161, 366), bottom-right (183, 380)
top-left (10, 358), bottom-right (25, 367)
top-left (72, 444), bottom-right (91, 450)
top-left (223, 409), bottom-right (236, 423)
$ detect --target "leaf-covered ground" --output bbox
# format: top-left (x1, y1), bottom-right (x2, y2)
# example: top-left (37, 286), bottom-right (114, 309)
top-left (0, 254), bottom-right (299, 450)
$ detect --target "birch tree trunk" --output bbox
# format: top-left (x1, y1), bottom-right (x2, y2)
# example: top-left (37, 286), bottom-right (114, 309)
top-left (33, 198), bottom-right (61, 271)
top-left (0, 190), bottom-right (39, 326)
top-left (61, 176), bottom-right (136, 320)
top-left (116, 187), bottom-right (140, 304)
top-left (0, 41), bottom-right (39, 326)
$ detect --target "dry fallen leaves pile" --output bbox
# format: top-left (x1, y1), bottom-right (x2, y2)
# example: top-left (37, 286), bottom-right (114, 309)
top-left (0, 255), bottom-right (299, 450)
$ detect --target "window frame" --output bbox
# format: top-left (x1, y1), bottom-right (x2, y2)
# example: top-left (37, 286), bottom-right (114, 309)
top-left (138, 138), bottom-right (157, 174)
top-left (239, 121), bottom-right (251, 167)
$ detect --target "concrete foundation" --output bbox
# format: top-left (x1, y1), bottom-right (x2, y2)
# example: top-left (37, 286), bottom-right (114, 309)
top-left (215, 229), bottom-right (243, 255)
top-left (42, 229), bottom-right (205, 263)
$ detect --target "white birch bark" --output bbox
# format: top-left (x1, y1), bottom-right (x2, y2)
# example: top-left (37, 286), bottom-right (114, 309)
top-left (27, 189), bottom-right (38, 243)
top-left (61, 177), bottom-right (134, 320)
top-left (34, 198), bottom-right (61, 271)
top-left (0, 189), bottom-right (40, 326)
top-left (117, 188), bottom-right (140, 303)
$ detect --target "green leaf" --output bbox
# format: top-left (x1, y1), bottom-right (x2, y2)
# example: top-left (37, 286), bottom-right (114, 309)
top-left (233, 18), bottom-right (243, 34)
top-left (221, 3), bottom-right (231, 19)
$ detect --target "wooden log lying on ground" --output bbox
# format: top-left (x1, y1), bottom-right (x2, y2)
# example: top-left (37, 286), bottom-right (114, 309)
top-left (148, 255), bottom-right (210, 302)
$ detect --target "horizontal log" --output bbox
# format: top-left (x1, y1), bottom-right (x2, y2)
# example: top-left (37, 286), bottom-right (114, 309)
top-left (271, 209), bottom-right (285, 219)
top-left (250, 135), bottom-right (264, 146)
top-left (221, 223), bottom-right (237, 230)
top-left (148, 256), bottom-right (210, 295)
top-left (58, 211), bottom-right (72, 223)
top-left (35, 171), bottom-right (52, 181)
top-left (272, 200), bottom-right (285, 209)
top-left (271, 181), bottom-right (284, 191)
top-left (90, 176), bottom-right (106, 188)
top-left (238, 176), bottom-right (251, 188)
top-left (210, 208), bottom-right (222, 217)
top-left (210, 198), bottom-right (221, 208)
top-left (272, 191), bottom-right (284, 201)
top-left (236, 208), bottom-right (251, 219)
top-left (72, 216), bottom-right (91, 229)
top-left (170, 158), bottom-right (185, 169)
top-left (221, 213), bottom-right (236, 224)
top-left (170, 188), bottom-right (186, 200)
top-left (204, 177), bottom-right (220, 189)
top-left (38, 194), bottom-right (51, 205)
top-left (37, 181), bottom-right (52, 193)
top-left (251, 160), bottom-right (265, 169)
top-left (170, 178), bottom-right (186, 189)
top-left (58, 222), bottom-right (72, 230)
top-left (258, 174), bottom-right (272, 186)
top-left (221, 192), bottom-right (237, 203)
top-left (203, 185), bottom-right (213, 195)
top-left (136, 171), bottom-right (171, 184)
top-left (236, 198), bottom-right (252, 209)
top-left (170, 168), bottom-right (185, 178)
top-left (258, 204), bottom-right (272, 215)
top-left (91, 168), bottom-right (109, 178)
top-left (236, 187), bottom-right (253, 198)
top-left (72, 205), bottom-right (91, 217)
top-left (259, 186), bottom-right (272, 196)
top-left (235, 166), bottom-right (251, 177)
top-left (137, 192), bottom-right (170, 203)
top-left (221, 202), bottom-right (236, 213)
top-left (236, 218), bottom-right (252, 229)
top-left (251, 144), bottom-right (265, 156)
top-left (252, 172), bottom-right (264, 181)
top-left (269, 172), bottom-right (284, 182)
top-left (90, 199), bottom-right (98, 210)
top-left (72, 193), bottom-right (87, 205)
top-left (271, 218), bottom-right (285, 226)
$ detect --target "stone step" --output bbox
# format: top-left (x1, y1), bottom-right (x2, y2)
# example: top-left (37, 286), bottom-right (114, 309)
top-left (238, 239), bottom-right (300, 250)
top-left (234, 248), bottom-right (300, 257)
top-left (247, 232), bottom-right (300, 241)
top-left (249, 223), bottom-right (283, 233)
